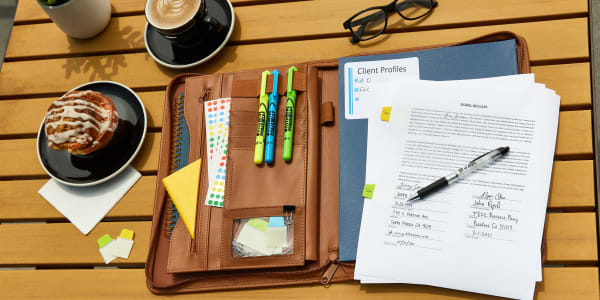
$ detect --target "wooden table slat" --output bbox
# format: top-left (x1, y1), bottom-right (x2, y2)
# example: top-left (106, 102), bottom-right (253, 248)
top-left (0, 91), bottom-right (165, 137)
top-left (0, 159), bottom-right (593, 222)
top-left (0, 176), bottom-right (156, 221)
top-left (0, 130), bottom-right (161, 177)
top-left (0, 18), bottom-right (589, 98)
top-left (0, 63), bottom-right (590, 138)
top-left (13, 0), bottom-right (291, 24)
top-left (0, 212), bottom-right (594, 266)
top-left (0, 109), bottom-right (589, 178)
top-left (0, 267), bottom-right (598, 299)
top-left (7, 0), bottom-right (590, 60)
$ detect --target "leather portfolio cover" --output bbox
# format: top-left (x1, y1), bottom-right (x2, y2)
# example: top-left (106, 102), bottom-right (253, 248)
top-left (145, 32), bottom-right (535, 294)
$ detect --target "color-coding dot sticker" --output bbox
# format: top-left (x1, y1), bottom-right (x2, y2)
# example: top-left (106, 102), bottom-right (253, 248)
top-left (203, 98), bottom-right (231, 208)
top-left (363, 184), bottom-right (376, 199)
top-left (381, 107), bottom-right (392, 122)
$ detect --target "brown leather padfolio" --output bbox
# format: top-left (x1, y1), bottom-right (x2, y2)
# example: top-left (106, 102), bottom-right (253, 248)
top-left (146, 32), bottom-right (535, 293)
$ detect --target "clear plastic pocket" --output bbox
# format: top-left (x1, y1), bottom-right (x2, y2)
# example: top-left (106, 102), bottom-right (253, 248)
top-left (232, 216), bottom-right (294, 258)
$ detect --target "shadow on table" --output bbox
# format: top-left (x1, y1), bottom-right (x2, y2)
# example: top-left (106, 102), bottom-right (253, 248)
top-left (61, 17), bottom-right (143, 81)
top-left (59, 11), bottom-right (240, 83)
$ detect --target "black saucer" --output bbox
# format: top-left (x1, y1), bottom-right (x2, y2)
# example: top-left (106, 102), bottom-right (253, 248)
top-left (144, 0), bottom-right (234, 68)
top-left (37, 81), bottom-right (147, 186)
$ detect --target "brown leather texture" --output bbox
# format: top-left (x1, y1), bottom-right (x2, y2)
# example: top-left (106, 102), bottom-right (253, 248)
top-left (145, 32), bottom-right (533, 294)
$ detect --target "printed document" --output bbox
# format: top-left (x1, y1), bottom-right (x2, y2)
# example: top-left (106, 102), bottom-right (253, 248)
top-left (354, 75), bottom-right (560, 300)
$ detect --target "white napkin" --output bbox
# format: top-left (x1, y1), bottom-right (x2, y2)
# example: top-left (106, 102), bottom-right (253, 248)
top-left (38, 166), bottom-right (141, 235)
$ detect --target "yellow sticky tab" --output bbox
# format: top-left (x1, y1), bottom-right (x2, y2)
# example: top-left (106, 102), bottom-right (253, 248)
top-left (363, 184), bottom-right (375, 199)
top-left (381, 107), bottom-right (392, 122)
top-left (119, 229), bottom-right (134, 240)
top-left (162, 158), bottom-right (202, 238)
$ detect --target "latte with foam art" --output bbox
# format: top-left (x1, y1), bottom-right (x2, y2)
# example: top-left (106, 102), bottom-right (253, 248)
top-left (146, 0), bottom-right (202, 30)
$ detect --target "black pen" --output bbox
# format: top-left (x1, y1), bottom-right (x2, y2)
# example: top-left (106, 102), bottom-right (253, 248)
top-left (407, 147), bottom-right (510, 202)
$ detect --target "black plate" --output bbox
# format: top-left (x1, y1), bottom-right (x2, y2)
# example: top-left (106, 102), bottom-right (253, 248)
top-left (37, 81), bottom-right (147, 186)
top-left (144, 0), bottom-right (234, 68)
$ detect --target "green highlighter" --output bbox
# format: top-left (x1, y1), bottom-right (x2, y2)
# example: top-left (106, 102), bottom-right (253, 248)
top-left (254, 70), bottom-right (271, 164)
top-left (282, 66), bottom-right (298, 162)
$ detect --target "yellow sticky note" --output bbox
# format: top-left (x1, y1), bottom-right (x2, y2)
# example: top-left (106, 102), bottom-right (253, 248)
top-left (381, 107), bottom-right (392, 122)
top-left (119, 229), bottom-right (134, 240)
top-left (363, 184), bottom-right (375, 199)
top-left (162, 158), bottom-right (202, 238)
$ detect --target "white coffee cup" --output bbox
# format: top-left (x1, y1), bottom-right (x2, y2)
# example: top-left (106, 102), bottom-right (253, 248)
top-left (38, 0), bottom-right (111, 39)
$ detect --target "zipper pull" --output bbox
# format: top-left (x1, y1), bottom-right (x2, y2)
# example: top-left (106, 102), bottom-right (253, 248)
top-left (200, 88), bottom-right (211, 102)
top-left (283, 205), bottom-right (295, 225)
top-left (320, 253), bottom-right (339, 285)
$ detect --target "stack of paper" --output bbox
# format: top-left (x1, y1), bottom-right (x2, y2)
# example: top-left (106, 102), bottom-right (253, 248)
top-left (354, 74), bottom-right (560, 300)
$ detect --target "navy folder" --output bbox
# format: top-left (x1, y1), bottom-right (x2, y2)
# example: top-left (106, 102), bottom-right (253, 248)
top-left (338, 39), bottom-right (519, 261)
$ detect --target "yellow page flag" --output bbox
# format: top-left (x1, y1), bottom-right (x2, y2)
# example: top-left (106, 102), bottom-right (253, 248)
top-left (162, 158), bottom-right (201, 238)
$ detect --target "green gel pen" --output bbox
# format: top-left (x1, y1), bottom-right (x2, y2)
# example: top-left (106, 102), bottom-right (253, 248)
top-left (283, 66), bottom-right (298, 162)
top-left (254, 70), bottom-right (271, 164)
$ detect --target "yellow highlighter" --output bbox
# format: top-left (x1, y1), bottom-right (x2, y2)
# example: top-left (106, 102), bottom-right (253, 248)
top-left (254, 70), bottom-right (271, 164)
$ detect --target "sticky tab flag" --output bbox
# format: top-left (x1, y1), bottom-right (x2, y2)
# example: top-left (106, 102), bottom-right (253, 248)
top-left (266, 226), bottom-right (287, 248)
top-left (381, 107), bottom-right (392, 122)
top-left (248, 218), bottom-right (269, 232)
top-left (363, 184), bottom-right (375, 199)
top-left (268, 216), bottom-right (285, 228)
top-left (119, 229), bottom-right (134, 240)
top-left (112, 237), bottom-right (134, 259)
top-left (98, 234), bottom-right (112, 248)
top-left (97, 234), bottom-right (117, 264)
top-left (162, 158), bottom-right (202, 238)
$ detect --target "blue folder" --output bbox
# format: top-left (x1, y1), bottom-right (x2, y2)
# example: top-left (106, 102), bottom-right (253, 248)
top-left (338, 39), bottom-right (519, 261)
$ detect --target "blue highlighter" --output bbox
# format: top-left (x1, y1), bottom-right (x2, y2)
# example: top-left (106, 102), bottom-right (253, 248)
top-left (264, 70), bottom-right (280, 164)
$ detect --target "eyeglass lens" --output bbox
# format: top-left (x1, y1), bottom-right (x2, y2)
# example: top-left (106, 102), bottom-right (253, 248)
top-left (396, 0), bottom-right (434, 20)
top-left (349, 8), bottom-right (387, 41)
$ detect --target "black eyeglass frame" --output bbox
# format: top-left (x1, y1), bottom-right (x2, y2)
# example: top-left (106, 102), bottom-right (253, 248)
top-left (343, 0), bottom-right (438, 43)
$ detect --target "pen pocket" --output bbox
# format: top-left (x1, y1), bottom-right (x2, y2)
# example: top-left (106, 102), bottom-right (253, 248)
top-left (221, 206), bottom-right (305, 269)
top-left (218, 94), bottom-right (310, 269)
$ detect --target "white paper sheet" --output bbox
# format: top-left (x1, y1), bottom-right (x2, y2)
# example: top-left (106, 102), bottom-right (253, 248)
top-left (354, 75), bottom-right (559, 300)
top-left (39, 166), bottom-right (141, 235)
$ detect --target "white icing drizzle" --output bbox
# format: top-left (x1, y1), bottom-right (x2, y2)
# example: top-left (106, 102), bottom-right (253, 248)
top-left (61, 90), bottom-right (91, 99)
top-left (45, 91), bottom-right (117, 146)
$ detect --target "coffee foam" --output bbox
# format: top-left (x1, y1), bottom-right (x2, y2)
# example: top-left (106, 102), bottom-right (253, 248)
top-left (146, 0), bottom-right (201, 30)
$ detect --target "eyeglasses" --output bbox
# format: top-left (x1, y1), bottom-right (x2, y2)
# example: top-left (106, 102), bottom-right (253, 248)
top-left (343, 0), bottom-right (438, 43)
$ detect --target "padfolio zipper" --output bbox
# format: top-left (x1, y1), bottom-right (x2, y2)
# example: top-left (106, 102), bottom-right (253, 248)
top-left (192, 87), bottom-right (213, 254)
top-left (320, 253), bottom-right (340, 285)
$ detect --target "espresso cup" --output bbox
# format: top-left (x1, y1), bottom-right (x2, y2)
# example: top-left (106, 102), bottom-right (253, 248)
top-left (145, 0), bottom-right (221, 42)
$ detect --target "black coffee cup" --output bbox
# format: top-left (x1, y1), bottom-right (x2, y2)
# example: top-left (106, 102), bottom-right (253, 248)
top-left (145, 0), bottom-right (222, 43)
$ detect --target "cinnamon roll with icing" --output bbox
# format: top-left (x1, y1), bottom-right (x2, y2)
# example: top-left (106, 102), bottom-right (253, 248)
top-left (44, 90), bottom-right (119, 155)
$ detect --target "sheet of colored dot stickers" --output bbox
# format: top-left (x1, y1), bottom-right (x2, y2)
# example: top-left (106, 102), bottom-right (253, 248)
top-left (204, 98), bottom-right (231, 207)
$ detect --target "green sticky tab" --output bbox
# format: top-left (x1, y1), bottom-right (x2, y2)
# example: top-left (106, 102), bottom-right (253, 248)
top-left (363, 184), bottom-right (376, 199)
top-left (97, 234), bottom-right (112, 248)
top-left (247, 218), bottom-right (269, 232)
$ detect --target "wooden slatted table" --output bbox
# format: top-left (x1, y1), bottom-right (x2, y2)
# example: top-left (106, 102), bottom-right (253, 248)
top-left (0, 0), bottom-right (598, 299)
